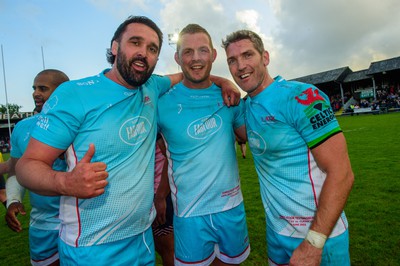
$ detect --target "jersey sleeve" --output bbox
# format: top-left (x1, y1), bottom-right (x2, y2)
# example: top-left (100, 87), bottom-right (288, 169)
top-left (31, 82), bottom-right (85, 150)
top-left (233, 98), bottom-right (246, 129)
top-left (153, 74), bottom-right (172, 97)
top-left (10, 126), bottom-right (23, 158)
top-left (288, 83), bottom-right (341, 149)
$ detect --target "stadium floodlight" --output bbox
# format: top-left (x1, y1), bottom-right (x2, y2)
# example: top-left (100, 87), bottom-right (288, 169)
top-left (168, 30), bottom-right (180, 71)
top-left (168, 29), bottom-right (179, 47)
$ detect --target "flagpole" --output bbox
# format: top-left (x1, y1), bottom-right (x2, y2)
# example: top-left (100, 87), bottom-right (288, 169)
top-left (41, 46), bottom-right (45, 70)
top-left (1, 44), bottom-right (12, 139)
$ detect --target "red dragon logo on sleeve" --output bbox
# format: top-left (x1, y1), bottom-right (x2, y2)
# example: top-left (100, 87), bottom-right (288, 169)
top-left (295, 87), bottom-right (325, 105)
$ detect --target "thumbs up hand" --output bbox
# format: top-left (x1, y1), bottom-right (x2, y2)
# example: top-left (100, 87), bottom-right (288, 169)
top-left (62, 144), bottom-right (108, 198)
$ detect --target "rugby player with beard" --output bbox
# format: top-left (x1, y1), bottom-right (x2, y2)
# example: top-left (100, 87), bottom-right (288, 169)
top-left (15, 16), bottom-right (240, 265)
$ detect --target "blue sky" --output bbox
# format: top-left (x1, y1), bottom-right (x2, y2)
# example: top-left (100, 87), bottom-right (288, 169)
top-left (1, 0), bottom-right (399, 111)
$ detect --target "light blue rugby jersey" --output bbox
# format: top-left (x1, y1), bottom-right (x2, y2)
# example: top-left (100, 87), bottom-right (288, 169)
top-left (246, 76), bottom-right (348, 238)
top-left (158, 82), bottom-right (245, 218)
top-left (11, 114), bottom-right (66, 230)
top-left (31, 70), bottom-right (171, 247)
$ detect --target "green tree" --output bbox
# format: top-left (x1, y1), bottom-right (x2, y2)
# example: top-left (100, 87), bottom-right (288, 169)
top-left (0, 103), bottom-right (22, 115)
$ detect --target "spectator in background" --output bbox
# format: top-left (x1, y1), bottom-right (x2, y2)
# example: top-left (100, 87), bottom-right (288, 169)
top-left (0, 151), bottom-right (9, 208)
top-left (6, 69), bottom-right (69, 266)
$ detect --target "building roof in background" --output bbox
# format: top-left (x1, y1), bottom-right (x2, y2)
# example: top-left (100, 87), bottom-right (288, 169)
top-left (291, 55), bottom-right (400, 85)
top-left (344, 69), bottom-right (371, 82)
top-left (366, 56), bottom-right (400, 75)
top-left (293, 67), bottom-right (352, 85)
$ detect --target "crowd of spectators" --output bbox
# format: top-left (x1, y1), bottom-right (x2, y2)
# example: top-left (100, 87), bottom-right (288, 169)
top-left (374, 86), bottom-right (400, 110)
top-left (361, 86), bottom-right (400, 112)
top-left (330, 92), bottom-right (352, 112)
top-left (331, 94), bottom-right (344, 112)
top-left (331, 85), bottom-right (400, 114)
top-left (0, 136), bottom-right (10, 153)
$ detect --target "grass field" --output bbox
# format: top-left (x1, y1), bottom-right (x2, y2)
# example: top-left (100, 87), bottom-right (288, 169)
top-left (0, 112), bottom-right (399, 265)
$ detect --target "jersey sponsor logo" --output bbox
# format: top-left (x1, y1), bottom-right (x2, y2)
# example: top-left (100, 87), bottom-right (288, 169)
top-left (221, 185), bottom-right (240, 197)
top-left (119, 116), bottom-right (151, 145)
top-left (280, 215), bottom-right (313, 227)
top-left (36, 115), bottom-right (50, 130)
top-left (247, 130), bottom-right (266, 155)
top-left (77, 80), bottom-right (96, 86)
top-left (261, 115), bottom-right (275, 123)
top-left (309, 108), bottom-right (335, 130)
top-left (189, 95), bottom-right (210, 99)
top-left (23, 131), bottom-right (31, 142)
top-left (187, 114), bottom-right (222, 139)
top-left (295, 88), bottom-right (335, 130)
top-left (143, 95), bottom-right (152, 105)
top-left (42, 96), bottom-right (59, 114)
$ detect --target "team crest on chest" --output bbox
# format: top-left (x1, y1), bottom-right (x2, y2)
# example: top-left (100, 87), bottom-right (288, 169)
top-left (247, 130), bottom-right (266, 156)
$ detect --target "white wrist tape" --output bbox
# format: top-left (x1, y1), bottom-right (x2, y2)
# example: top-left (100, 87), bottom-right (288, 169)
top-left (6, 175), bottom-right (25, 208)
top-left (305, 229), bottom-right (327, 249)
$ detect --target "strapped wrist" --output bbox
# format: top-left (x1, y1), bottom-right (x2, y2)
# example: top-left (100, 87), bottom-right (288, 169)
top-left (6, 175), bottom-right (25, 208)
top-left (6, 199), bottom-right (21, 208)
top-left (305, 229), bottom-right (327, 249)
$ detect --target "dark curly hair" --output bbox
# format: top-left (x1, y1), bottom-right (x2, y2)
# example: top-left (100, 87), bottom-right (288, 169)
top-left (106, 16), bottom-right (163, 65)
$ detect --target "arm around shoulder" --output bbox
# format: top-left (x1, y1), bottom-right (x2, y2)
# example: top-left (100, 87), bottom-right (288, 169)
top-left (210, 75), bottom-right (241, 106)
top-left (166, 72), bottom-right (183, 87)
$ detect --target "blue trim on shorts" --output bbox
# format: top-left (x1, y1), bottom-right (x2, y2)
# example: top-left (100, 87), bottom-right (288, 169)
top-left (267, 226), bottom-right (350, 265)
top-left (29, 227), bottom-right (59, 263)
top-left (174, 202), bottom-right (250, 265)
top-left (59, 227), bottom-right (155, 266)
